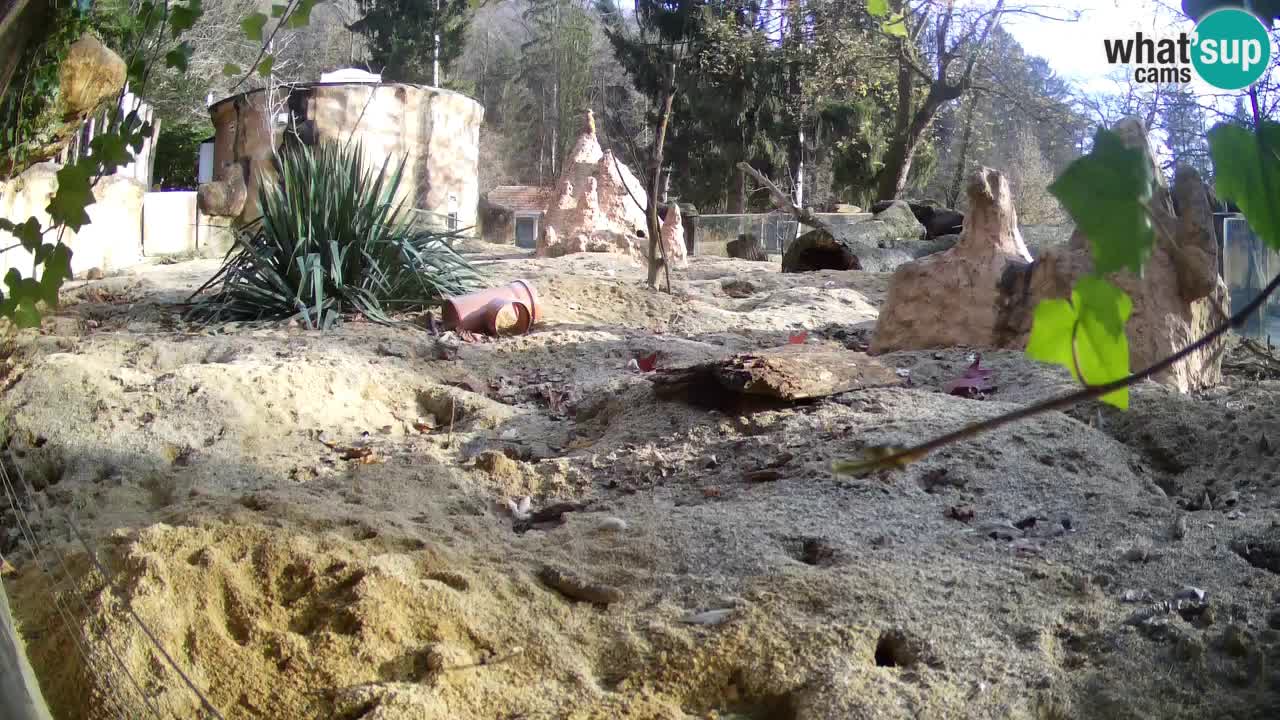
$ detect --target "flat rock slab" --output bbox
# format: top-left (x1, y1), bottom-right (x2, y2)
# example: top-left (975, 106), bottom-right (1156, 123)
top-left (653, 344), bottom-right (902, 406)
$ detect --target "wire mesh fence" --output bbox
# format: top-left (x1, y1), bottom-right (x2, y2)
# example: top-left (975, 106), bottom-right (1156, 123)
top-left (1, 453), bottom-right (226, 719)
top-left (1222, 216), bottom-right (1280, 342)
top-left (692, 211), bottom-right (873, 256)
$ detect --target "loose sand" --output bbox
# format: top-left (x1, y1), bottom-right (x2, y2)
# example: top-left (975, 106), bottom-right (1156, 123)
top-left (2, 241), bottom-right (1279, 719)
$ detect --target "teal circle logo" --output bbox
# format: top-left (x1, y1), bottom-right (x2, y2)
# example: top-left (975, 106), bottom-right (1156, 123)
top-left (1191, 8), bottom-right (1272, 90)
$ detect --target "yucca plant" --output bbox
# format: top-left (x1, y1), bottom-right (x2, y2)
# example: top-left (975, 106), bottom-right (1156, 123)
top-left (186, 141), bottom-right (482, 329)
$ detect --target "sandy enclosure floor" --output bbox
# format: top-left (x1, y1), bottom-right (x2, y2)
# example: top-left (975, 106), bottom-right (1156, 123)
top-left (2, 240), bottom-right (1280, 719)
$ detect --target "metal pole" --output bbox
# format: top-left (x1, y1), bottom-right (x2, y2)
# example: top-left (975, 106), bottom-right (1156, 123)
top-left (433, 0), bottom-right (440, 86)
top-left (0, 581), bottom-right (53, 720)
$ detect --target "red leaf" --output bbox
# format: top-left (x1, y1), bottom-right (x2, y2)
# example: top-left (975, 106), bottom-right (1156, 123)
top-left (637, 352), bottom-right (659, 372)
top-left (788, 331), bottom-right (808, 345)
top-left (943, 354), bottom-right (997, 397)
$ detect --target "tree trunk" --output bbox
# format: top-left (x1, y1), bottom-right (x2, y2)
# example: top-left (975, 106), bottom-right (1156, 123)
top-left (645, 64), bottom-right (676, 290)
top-left (877, 85), bottom-right (956, 201)
top-left (947, 92), bottom-right (979, 208)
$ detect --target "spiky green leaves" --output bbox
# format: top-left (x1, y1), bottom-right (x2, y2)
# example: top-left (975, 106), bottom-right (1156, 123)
top-left (186, 142), bottom-right (482, 329)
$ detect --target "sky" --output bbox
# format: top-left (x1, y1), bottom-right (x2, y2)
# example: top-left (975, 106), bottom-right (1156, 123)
top-left (1000, 0), bottom-right (1229, 96)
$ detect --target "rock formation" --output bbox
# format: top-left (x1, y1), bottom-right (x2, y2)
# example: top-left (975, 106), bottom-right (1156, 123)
top-left (727, 233), bottom-right (768, 261)
top-left (782, 228), bottom-right (862, 273)
top-left (871, 117), bottom-right (1228, 393)
top-left (872, 199), bottom-right (964, 239)
top-left (197, 163), bottom-right (247, 218)
top-left (536, 111), bottom-right (687, 267)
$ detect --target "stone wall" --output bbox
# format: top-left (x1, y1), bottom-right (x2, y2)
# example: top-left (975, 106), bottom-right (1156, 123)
top-left (142, 191), bottom-right (235, 258)
top-left (0, 162), bottom-right (144, 277)
top-left (205, 83), bottom-right (484, 229)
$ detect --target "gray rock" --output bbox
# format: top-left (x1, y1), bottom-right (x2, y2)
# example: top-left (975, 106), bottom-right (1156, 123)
top-left (869, 200), bottom-right (926, 242)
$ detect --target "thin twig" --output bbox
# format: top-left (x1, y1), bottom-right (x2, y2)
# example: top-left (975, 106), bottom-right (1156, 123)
top-left (447, 394), bottom-right (456, 449)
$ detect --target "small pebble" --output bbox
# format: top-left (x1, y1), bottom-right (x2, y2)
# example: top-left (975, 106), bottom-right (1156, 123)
top-left (595, 516), bottom-right (628, 533)
top-left (1173, 586), bottom-right (1207, 603)
top-left (1122, 544), bottom-right (1150, 563)
top-left (679, 608), bottom-right (734, 626)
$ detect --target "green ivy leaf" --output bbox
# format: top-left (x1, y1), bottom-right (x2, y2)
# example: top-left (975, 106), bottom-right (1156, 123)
top-left (2, 270), bottom-right (43, 328)
top-left (868, 0), bottom-right (889, 17)
top-left (1026, 276), bottom-right (1132, 409)
top-left (883, 11), bottom-right (908, 37)
top-left (140, 1), bottom-right (163, 34)
top-left (286, 0), bottom-right (319, 28)
top-left (1025, 298), bottom-right (1077, 371)
top-left (47, 162), bottom-right (96, 233)
top-left (170, 0), bottom-right (203, 38)
top-left (0, 217), bottom-right (44, 253)
top-left (89, 133), bottom-right (131, 175)
top-left (223, 63), bottom-right (242, 77)
top-left (37, 244), bottom-right (74, 307)
top-left (271, 3), bottom-right (288, 17)
top-left (241, 12), bottom-right (269, 42)
top-left (1049, 128), bottom-right (1154, 276)
top-left (127, 56), bottom-right (148, 84)
top-left (164, 41), bottom-right (194, 73)
top-left (128, 121), bottom-right (152, 154)
top-left (1209, 122), bottom-right (1280, 251)
top-left (258, 54), bottom-right (275, 77)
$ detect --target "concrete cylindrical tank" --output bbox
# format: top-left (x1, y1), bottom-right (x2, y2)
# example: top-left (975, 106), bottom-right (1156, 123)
top-left (203, 82), bottom-right (484, 229)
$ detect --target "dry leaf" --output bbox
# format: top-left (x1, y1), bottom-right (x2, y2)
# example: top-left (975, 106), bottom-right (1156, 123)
top-left (636, 353), bottom-right (659, 372)
top-left (788, 331), bottom-right (808, 344)
top-left (340, 446), bottom-right (374, 461)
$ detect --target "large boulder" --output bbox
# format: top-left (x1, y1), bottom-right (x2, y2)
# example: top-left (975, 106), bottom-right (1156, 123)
top-left (870, 199), bottom-right (962, 239)
top-left (727, 233), bottom-right (767, 261)
top-left (870, 117), bottom-right (1228, 394)
top-left (870, 168), bottom-right (1033, 353)
top-left (869, 200), bottom-right (926, 243)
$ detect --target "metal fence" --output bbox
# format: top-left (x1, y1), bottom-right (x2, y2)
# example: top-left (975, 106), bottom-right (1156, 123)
top-left (54, 89), bottom-right (160, 188)
top-left (1222, 216), bottom-right (1280, 341)
top-left (0, 452), bottom-right (231, 718)
top-left (694, 212), bottom-right (876, 256)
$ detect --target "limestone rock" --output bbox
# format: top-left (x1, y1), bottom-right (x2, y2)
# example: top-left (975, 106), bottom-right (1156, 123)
top-left (537, 111), bottom-right (687, 268)
top-left (197, 164), bottom-right (247, 218)
top-left (874, 200), bottom-right (927, 241)
top-left (727, 233), bottom-right (767, 261)
top-left (660, 203), bottom-right (685, 263)
top-left (870, 117), bottom-right (1228, 393)
top-left (1006, 161), bottom-right (1226, 392)
top-left (59, 34), bottom-right (126, 118)
top-left (871, 167), bottom-right (1031, 353)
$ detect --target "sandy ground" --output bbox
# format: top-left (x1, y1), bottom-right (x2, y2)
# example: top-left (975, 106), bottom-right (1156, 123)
top-left (1, 240), bottom-right (1279, 720)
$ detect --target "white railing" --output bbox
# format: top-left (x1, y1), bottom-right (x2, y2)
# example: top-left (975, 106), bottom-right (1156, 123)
top-left (55, 88), bottom-right (160, 188)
